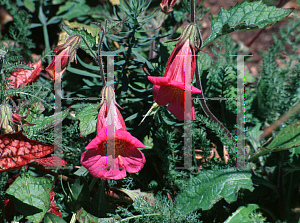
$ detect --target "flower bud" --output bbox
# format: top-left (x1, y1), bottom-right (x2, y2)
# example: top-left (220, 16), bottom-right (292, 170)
top-left (0, 104), bottom-right (13, 133)
top-left (45, 34), bottom-right (82, 80)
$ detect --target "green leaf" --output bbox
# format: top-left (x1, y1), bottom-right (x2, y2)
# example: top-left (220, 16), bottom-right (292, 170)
top-left (24, 0), bottom-right (35, 12)
top-left (67, 67), bottom-right (101, 79)
top-left (76, 104), bottom-right (99, 137)
top-left (57, 0), bottom-right (91, 20)
top-left (70, 177), bottom-right (90, 202)
top-left (224, 204), bottom-right (260, 223)
top-left (44, 212), bottom-right (67, 223)
top-left (6, 174), bottom-right (52, 223)
top-left (176, 169), bottom-right (254, 213)
top-left (249, 120), bottom-right (300, 161)
top-left (73, 166), bottom-right (89, 177)
top-left (203, 1), bottom-right (292, 47)
top-left (27, 107), bottom-right (70, 133)
top-left (76, 207), bottom-right (121, 223)
top-left (61, 21), bottom-right (99, 58)
top-left (268, 120), bottom-right (300, 149)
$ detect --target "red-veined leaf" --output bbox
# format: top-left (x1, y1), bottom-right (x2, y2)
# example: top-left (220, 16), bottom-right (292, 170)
top-left (0, 131), bottom-right (54, 172)
top-left (34, 155), bottom-right (67, 167)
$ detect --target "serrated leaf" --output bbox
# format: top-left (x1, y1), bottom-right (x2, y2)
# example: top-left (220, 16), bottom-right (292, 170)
top-left (224, 204), bottom-right (260, 223)
top-left (27, 107), bottom-right (70, 133)
top-left (249, 121), bottom-right (300, 161)
top-left (61, 21), bottom-right (99, 58)
top-left (6, 174), bottom-right (52, 223)
top-left (76, 104), bottom-right (99, 137)
top-left (44, 212), bottom-right (67, 223)
top-left (76, 207), bottom-right (121, 223)
top-left (203, 1), bottom-right (292, 47)
top-left (0, 131), bottom-right (54, 172)
top-left (176, 169), bottom-right (254, 213)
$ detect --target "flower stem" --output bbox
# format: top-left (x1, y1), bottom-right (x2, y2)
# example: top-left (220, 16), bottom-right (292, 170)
top-left (190, 0), bottom-right (195, 23)
top-left (98, 21), bottom-right (107, 87)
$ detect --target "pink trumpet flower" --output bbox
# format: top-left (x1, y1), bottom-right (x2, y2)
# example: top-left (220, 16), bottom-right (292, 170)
top-left (148, 23), bottom-right (201, 121)
top-left (81, 86), bottom-right (145, 180)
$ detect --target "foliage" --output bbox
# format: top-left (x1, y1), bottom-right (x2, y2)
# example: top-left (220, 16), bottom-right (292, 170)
top-left (0, 0), bottom-right (300, 222)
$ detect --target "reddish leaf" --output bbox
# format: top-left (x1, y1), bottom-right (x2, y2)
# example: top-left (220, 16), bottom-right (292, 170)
top-left (0, 131), bottom-right (54, 172)
top-left (48, 190), bottom-right (62, 218)
top-left (34, 155), bottom-right (67, 167)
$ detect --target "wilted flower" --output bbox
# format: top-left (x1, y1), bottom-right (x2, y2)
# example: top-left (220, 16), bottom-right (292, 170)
top-left (148, 23), bottom-right (201, 120)
top-left (45, 34), bottom-right (81, 80)
top-left (81, 86), bottom-right (145, 180)
top-left (160, 0), bottom-right (177, 14)
top-left (6, 59), bottom-right (42, 88)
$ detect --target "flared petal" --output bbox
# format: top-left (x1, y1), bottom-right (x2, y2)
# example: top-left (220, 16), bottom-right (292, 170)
top-left (82, 129), bottom-right (145, 180)
top-left (121, 147), bottom-right (145, 173)
top-left (148, 76), bottom-right (170, 86)
top-left (81, 149), bottom-right (126, 180)
top-left (85, 136), bottom-right (102, 150)
top-left (152, 85), bottom-right (174, 106)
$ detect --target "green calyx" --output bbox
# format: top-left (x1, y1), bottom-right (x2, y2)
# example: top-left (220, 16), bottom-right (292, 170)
top-left (178, 23), bottom-right (202, 50)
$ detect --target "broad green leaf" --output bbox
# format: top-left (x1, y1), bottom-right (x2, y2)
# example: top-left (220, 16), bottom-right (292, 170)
top-left (203, 1), bottom-right (292, 47)
top-left (76, 208), bottom-right (121, 223)
top-left (224, 204), bottom-right (260, 223)
top-left (6, 174), bottom-right (52, 223)
top-left (249, 120), bottom-right (300, 161)
top-left (76, 104), bottom-right (99, 137)
top-left (176, 169), bottom-right (254, 213)
top-left (61, 21), bottom-right (99, 58)
top-left (44, 212), bottom-right (67, 223)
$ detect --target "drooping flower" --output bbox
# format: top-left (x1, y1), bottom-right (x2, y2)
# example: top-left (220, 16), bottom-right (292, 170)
top-left (45, 34), bottom-right (81, 80)
top-left (160, 0), bottom-right (177, 14)
top-left (147, 23), bottom-right (201, 121)
top-left (81, 86), bottom-right (145, 180)
top-left (6, 59), bottom-right (42, 88)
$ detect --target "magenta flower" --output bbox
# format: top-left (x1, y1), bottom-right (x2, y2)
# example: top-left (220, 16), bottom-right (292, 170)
top-left (148, 23), bottom-right (201, 121)
top-left (81, 86), bottom-right (145, 180)
top-left (81, 129), bottom-right (145, 180)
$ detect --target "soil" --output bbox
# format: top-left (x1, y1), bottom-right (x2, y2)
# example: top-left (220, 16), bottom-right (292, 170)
top-left (199, 0), bottom-right (299, 77)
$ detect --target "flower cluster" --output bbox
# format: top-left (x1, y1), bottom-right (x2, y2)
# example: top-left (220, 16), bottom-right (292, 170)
top-left (81, 86), bottom-right (146, 180)
top-left (148, 23), bottom-right (201, 121)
